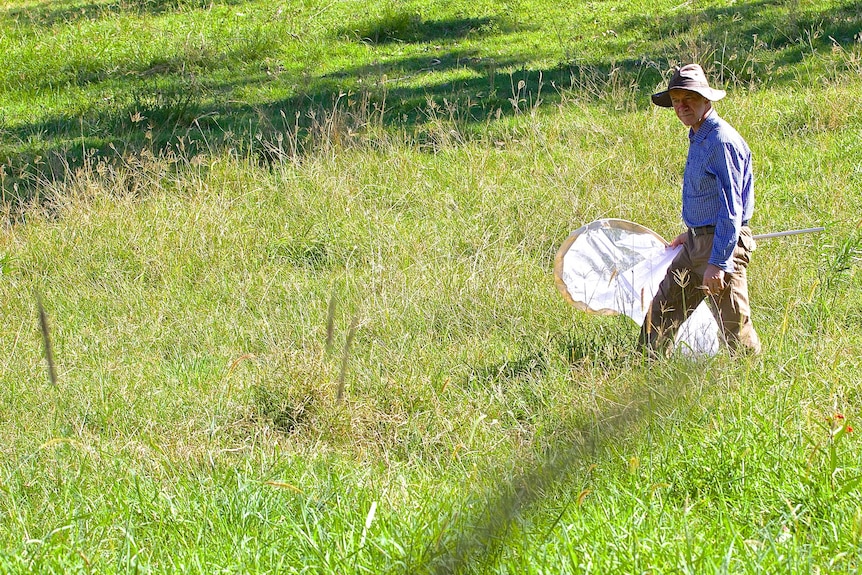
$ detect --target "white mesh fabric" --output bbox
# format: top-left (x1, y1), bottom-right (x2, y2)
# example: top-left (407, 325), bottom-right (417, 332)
top-left (554, 219), bottom-right (719, 355)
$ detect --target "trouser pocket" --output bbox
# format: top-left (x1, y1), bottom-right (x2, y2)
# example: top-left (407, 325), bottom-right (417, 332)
top-left (738, 229), bottom-right (756, 253)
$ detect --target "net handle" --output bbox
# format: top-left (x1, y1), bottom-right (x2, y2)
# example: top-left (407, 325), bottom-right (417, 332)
top-left (753, 227), bottom-right (825, 240)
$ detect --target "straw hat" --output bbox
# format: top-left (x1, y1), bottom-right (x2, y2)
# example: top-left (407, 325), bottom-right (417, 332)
top-left (651, 64), bottom-right (726, 107)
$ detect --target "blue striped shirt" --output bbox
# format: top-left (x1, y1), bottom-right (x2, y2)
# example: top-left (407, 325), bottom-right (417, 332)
top-left (682, 111), bottom-right (754, 272)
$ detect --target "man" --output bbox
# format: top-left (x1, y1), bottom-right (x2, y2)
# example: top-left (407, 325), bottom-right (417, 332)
top-left (640, 64), bottom-right (761, 355)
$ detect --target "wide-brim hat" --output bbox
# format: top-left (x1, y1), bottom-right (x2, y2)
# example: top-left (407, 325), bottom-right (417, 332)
top-left (651, 64), bottom-right (727, 107)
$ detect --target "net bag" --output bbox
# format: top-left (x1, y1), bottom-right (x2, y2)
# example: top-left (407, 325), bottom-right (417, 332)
top-left (554, 218), bottom-right (719, 355)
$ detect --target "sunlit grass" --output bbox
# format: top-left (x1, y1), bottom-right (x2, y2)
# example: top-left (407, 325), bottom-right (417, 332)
top-left (1, 0), bottom-right (862, 571)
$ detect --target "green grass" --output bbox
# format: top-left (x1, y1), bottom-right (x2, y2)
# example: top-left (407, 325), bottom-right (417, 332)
top-left (2, 0), bottom-right (859, 189)
top-left (2, 0), bottom-right (862, 572)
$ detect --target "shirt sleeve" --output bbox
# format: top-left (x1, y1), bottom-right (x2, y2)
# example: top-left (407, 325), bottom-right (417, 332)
top-left (707, 142), bottom-right (746, 272)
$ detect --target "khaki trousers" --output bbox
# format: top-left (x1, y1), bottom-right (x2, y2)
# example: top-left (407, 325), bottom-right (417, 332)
top-left (639, 227), bottom-right (761, 354)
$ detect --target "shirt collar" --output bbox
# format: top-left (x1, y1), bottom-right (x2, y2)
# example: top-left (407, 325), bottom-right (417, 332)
top-left (689, 110), bottom-right (720, 143)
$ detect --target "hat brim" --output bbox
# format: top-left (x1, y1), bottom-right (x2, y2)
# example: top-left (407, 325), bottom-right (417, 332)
top-left (651, 87), bottom-right (727, 108)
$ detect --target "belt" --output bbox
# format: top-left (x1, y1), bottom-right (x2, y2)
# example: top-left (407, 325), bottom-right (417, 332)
top-left (688, 221), bottom-right (750, 237)
top-left (689, 225), bottom-right (715, 237)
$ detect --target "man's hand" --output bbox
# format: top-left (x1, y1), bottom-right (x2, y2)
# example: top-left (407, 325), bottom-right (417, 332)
top-left (702, 264), bottom-right (726, 295)
top-left (669, 233), bottom-right (688, 248)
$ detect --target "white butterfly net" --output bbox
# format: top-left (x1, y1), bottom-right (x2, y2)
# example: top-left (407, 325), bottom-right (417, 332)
top-left (554, 219), bottom-right (719, 355)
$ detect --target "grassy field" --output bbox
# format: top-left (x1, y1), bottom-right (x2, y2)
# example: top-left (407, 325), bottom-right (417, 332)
top-left (1, 0), bottom-right (862, 572)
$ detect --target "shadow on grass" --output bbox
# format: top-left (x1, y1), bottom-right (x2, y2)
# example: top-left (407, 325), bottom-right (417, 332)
top-left (625, 0), bottom-right (861, 50)
top-left (467, 319), bottom-right (637, 388)
top-left (2, 0), bottom-right (246, 27)
top-left (468, 352), bottom-right (549, 387)
top-left (619, 0), bottom-right (862, 85)
top-left (2, 1), bottom-right (860, 204)
top-left (426, 363), bottom-right (693, 574)
top-left (340, 14), bottom-right (523, 45)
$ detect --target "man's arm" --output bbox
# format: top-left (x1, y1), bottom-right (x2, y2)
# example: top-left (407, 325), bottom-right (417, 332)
top-left (708, 142), bottom-right (748, 272)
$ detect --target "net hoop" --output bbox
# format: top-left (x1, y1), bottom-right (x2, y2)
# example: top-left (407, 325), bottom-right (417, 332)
top-left (553, 218), bottom-right (667, 315)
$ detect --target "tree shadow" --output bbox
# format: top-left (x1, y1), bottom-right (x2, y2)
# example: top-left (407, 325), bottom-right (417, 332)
top-left (625, 0), bottom-right (861, 49)
top-left (2, 1), bottom-right (860, 206)
top-left (619, 0), bottom-right (862, 84)
top-left (2, 0), bottom-right (246, 27)
top-left (340, 14), bottom-right (524, 45)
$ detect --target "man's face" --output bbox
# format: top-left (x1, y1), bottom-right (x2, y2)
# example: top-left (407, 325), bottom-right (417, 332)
top-left (670, 89), bottom-right (710, 128)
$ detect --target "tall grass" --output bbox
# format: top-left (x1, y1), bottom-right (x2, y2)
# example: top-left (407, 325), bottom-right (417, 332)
top-left (2, 0), bottom-right (862, 571)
